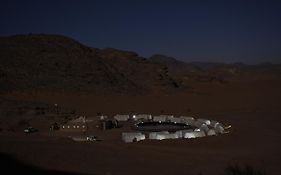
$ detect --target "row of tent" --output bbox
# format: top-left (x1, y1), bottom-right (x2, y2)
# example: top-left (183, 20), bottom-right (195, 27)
top-left (113, 114), bottom-right (182, 122)
top-left (122, 117), bottom-right (231, 143)
top-left (133, 116), bottom-right (228, 135)
top-left (113, 114), bottom-right (229, 129)
top-left (122, 129), bottom-right (213, 143)
top-left (113, 114), bottom-right (151, 121)
top-left (113, 114), bottom-right (196, 122)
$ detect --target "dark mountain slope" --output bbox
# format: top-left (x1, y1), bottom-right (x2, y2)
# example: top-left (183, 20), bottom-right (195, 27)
top-left (0, 34), bottom-right (178, 93)
top-left (149, 54), bottom-right (281, 84)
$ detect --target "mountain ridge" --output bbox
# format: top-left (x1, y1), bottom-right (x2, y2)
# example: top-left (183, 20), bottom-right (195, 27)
top-left (0, 34), bottom-right (180, 94)
top-left (1, 34), bottom-right (281, 94)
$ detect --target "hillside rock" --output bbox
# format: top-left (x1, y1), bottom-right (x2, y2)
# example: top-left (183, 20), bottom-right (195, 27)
top-left (0, 34), bottom-right (180, 94)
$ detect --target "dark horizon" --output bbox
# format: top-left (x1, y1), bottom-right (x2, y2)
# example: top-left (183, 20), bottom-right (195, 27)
top-left (1, 0), bottom-right (281, 64)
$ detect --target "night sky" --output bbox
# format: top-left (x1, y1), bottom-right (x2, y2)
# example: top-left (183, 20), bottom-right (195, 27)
top-left (1, 0), bottom-right (281, 64)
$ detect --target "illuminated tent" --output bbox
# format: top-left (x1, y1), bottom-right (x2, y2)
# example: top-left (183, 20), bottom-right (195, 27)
top-left (183, 130), bottom-right (206, 138)
top-left (122, 132), bottom-right (145, 143)
top-left (176, 129), bottom-right (193, 138)
top-left (199, 123), bottom-right (210, 133)
top-left (197, 118), bottom-right (211, 125)
top-left (170, 117), bottom-right (184, 123)
top-left (149, 131), bottom-right (169, 139)
top-left (152, 115), bottom-right (170, 122)
top-left (114, 114), bottom-right (130, 122)
top-left (179, 116), bottom-right (195, 125)
top-left (154, 132), bottom-right (179, 140)
top-left (207, 129), bottom-right (217, 136)
top-left (132, 114), bottom-right (152, 121)
top-left (214, 124), bottom-right (225, 134)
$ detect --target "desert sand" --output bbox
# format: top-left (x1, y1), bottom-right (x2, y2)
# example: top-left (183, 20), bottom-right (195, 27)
top-left (1, 80), bottom-right (281, 175)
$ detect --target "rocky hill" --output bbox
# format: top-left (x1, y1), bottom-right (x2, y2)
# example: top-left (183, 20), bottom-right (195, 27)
top-left (0, 34), bottom-right (180, 94)
top-left (149, 54), bottom-right (281, 84)
top-left (1, 34), bottom-right (280, 94)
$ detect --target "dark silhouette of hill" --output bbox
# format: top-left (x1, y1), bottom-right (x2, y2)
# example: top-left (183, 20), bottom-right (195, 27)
top-left (149, 54), bottom-right (281, 84)
top-left (149, 54), bottom-right (231, 84)
top-left (1, 34), bottom-right (280, 94)
top-left (0, 34), bottom-right (179, 94)
top-left (150, 54), bottom-right (185, 65)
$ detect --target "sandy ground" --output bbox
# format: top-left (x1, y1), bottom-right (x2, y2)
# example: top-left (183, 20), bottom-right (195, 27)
top-left (1, 80), bottom-right (281, 175)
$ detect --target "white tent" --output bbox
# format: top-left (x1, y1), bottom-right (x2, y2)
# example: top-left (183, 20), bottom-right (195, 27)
top-left (163, 115), bottom-right (174, 121)
top-left (197, 118), bottom-right (211, 125)
top-left (71, 136), bottom-right (88, 142)
top-left (114, 114), bottom-right (130, 121)
top-left (194, 120), bottom-right (205, 128)
top-left (176, 129), bottom-right (193, 138)
top-left (169, 117), bottom-right (184, 123)
top-left (209, 120), bottom-right (220, 128)
top-left (149, 131), bottom-right (169, 139)
top-left (214, 124), bottom-right (225, 134)
top-left (180, 116), bottom-right (195, 125)
top-left (98, 115), bottom-right (108, 120)
top-left (207, 129), bottom-right (217, 136)
top-left (122, 132), bottom-right (145, 143)
top-left (179, 116), bottom-right (194, 120)
top-left (183, 130), bottom-right (206, 139)
top-left (132, 114), bottom-right (152, 121)
top-left (153, 115), bottom-right (167, 122)
top-left (155, 132), bottom-right (179, 140)
top-left (199, 123), bottom-right (210, 133)
top-left (175, 130), bottom-right (183, 138)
